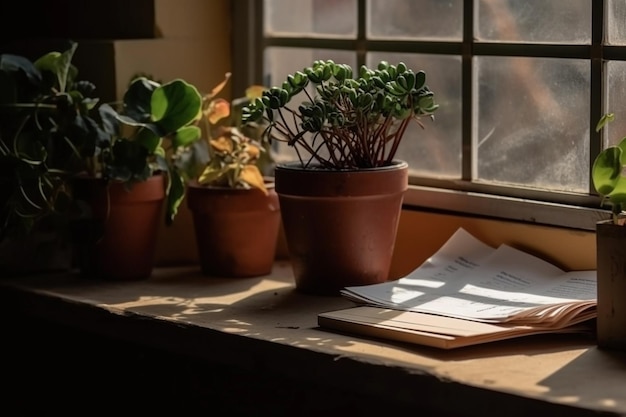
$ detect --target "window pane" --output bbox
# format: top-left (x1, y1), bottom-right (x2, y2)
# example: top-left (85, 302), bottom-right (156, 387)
top-left (368, 52), bottom-right (462, 178)
top-left (476, 0), bottom-right (591, 44)
top-left (605, 61), bottom-right (626, 146)
top-left (264, 47), bottom-right (357, 162)
top-left (366, 0), bottom-right (463, 41)
top-left (264, 0), bottom-right (356, 38)
top-left (607, 0), bottom-right (626, 45)
top-left (475, 56), bottom-right (590, 193)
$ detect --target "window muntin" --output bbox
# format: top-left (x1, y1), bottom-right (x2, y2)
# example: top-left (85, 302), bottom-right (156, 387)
top-left (249, 0), bottom-right (624, 231)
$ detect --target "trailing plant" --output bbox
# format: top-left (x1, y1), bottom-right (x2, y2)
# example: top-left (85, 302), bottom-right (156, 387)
top-left (242, 59), bottom-right (438, 170)
top-left (178, 73), bottom-right (270, 193)
top-left (0, 41), bottom-right (105, 240)
top-left (0, 41), bottom-right (204, 240)
top-left (593, 113), bottom-right (626, 224)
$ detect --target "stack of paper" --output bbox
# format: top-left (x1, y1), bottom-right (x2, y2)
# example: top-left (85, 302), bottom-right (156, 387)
top-left (318, 228), bottom-right (597, 349)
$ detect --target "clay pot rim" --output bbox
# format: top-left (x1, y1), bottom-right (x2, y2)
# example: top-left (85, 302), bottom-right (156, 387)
top-left (187, 177), bottom-right (275, 191)
top-left (275, 159), bottom-right (408, 173)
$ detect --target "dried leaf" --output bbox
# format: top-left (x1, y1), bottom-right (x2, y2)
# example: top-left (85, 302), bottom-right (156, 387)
top-left (206, 98), bottom-right (231, 124)
top-left (210, 135), bottom-right (234, 153)
top-left (240, 165), bottom-right (267, 194)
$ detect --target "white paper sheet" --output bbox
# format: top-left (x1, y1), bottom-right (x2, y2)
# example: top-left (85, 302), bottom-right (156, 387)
top-left (341, 228), bottom-right (597, 323)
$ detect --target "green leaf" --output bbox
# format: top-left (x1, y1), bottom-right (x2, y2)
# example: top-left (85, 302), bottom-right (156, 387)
top-left (593, 146), bottom-right (623, 196)
top-left (135, 127), bottom-right (161, 153)
top-left (165, 170), bottom-right (185, 225)
top-left (151, 79), bottom-right (202, 134)
top-left (123, 77), bottom-right (160, 122)
top-left (33, 41), bottom-right (77, 93)
top-left (172, 125), bottom-right (201, 149)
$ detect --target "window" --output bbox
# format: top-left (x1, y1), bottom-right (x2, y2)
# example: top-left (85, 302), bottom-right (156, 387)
top-left (232, 0), bottom-right (625, 231)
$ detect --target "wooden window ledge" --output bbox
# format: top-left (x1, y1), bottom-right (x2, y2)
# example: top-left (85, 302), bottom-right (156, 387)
top-left (1, 261), bottom-right (624, 416)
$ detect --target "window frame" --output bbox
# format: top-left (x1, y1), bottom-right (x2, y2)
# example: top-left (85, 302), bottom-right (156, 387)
top-left (231, 0), bottom-right (614, 232)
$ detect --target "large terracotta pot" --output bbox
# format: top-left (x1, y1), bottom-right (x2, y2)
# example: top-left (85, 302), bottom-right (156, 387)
top-left (70, 174), bottom-right (165, 281)
top-left (186, 180), bottom-right (281, 277)
top-left (275, 160), bottom-right (408, 295)
top-left (596, 219), bottom-right (626, 350)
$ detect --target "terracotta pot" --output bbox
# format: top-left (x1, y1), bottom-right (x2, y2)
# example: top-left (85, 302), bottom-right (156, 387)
top-left (596, 219), bottom-right (626, 350)
top-left (70, 174), bottom-right (165, 281)
top-left (275, 160), bottom-right (408, 295)
top-left (186, 180), bottom-right (281, 277)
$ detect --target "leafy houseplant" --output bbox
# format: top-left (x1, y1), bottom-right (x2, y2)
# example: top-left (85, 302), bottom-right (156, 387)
top-left (71, 74), bottom-right (203, 280)
top-left (242, 60), bottom-right (438, 294)
top-left (183, 73), bottom-right (281, 277)
top-left (0, 42), bottom-right (103, 241)
top-left (0, 42), bottom-right (107, 273)
top-left (592, 113), bottom-right (626, 350)
top-left (0, 41), bottom-right (204, 279)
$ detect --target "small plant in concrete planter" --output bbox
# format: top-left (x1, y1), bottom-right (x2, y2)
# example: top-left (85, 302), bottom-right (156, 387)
top-left (182, 74), bottom-right (280, 277)
top-left (241, 60), bottom-right (438, 294)
top-left (593, 113), bottom-right (626, 224)
top-left (593, 113), bottom-right (626, 351)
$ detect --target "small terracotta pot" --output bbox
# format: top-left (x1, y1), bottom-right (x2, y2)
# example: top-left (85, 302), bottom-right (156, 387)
top-left (275, 160), bottom-right (408, 295)
top-left (70, 174), bottom-right (165, 281)
top-left (187, 180), bottom-right (281, 277)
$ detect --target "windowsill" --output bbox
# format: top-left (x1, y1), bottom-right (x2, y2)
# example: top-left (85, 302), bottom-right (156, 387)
top-left (404, 184), bottom-right (609, 232)
top-left (1, 262), bottom-right (624, 416)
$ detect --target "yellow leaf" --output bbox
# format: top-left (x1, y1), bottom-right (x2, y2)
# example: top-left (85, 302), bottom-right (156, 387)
top-left (244, 143), bottom-right (261, 159)
top-left (240, 165), bottom-right (267, 194)
top-left (245, 85), bottom-right (266, 100)
top-left (210, 135), bottom-right (234, 153)
top-left (206, 99), bottom-right (231, 124)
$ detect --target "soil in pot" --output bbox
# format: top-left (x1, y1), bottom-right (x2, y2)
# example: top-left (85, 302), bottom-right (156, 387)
top-left (187, 181), bottom-right (281, 278)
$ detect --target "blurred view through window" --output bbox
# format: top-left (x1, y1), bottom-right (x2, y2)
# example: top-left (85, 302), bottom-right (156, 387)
top-left (256, 0), bottom-right (626, 229)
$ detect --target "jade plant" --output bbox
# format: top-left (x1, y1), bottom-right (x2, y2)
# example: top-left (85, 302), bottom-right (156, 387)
top-left (241, 59), bottom-right (439, 169)
top-left (178, 72), bottom-right (270, 193)
top-left (592, 113), bottom-right (626, 224)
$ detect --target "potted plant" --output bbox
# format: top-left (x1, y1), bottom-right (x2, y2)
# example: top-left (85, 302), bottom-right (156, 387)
top-left (182, 73), bottom-right (281, 277)
top-left (0, 41), bottom-right (104, 274)
top-left (592, 113), bottom-right (626, 350)
top-left (242, 59), bottom-right (438, 294)
top-left (70, 72), bottom-right (203, 281)
top-left (0, 41), bottom-right (204, 280)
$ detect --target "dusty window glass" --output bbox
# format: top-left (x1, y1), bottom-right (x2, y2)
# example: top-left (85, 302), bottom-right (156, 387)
top-left (264, 0), bottom-right (356, 38)
top-left (366, 0), bottom-right (463, 41)
top-left (367, 52), bottom-right (462, 178)
top-left (476, 0), bottom-right (591, 44)
top-left (474, 56), bottom-right (590, 193)
top-left (607, 0), bottom-right (626, 45)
